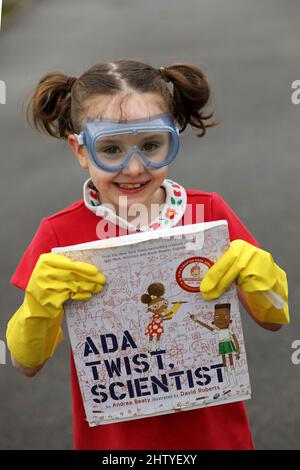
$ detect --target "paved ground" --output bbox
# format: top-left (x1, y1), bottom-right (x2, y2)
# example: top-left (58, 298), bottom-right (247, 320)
top-left (0, 0), bottom-right (300, 449)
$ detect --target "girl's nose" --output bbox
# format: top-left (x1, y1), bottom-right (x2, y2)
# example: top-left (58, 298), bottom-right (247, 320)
top-left (122, 152), bottom-right (146, 176)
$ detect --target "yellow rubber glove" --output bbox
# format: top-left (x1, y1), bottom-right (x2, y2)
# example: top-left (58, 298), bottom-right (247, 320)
top-left (200, 240), bottom-right (289, 325)
top-left (7, 253), bottom-right (106, 368)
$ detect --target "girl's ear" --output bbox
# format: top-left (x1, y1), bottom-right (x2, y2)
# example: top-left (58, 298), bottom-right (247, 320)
top-left (67, 134), bottom-right (89, 169)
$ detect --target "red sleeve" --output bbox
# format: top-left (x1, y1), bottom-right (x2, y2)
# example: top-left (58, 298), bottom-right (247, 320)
top-left (211, 192), bottom-right (261, 248)
top-left (10, 218), bottom-right (59, 291)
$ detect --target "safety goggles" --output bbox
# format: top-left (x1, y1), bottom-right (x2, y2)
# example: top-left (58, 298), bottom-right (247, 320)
top-left (74, 113), bottom-right (180, 173)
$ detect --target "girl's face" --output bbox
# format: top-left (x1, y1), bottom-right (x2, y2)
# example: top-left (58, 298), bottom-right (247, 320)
top-left (68, 92), bottom-right (170, 217)
top-left (149, 298), bottom-right (168, 315)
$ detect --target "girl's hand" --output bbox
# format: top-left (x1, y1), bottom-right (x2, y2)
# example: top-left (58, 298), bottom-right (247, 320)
top-left (26, 253), bottom-right (106, 317)
top-left (199, 240), bottom-right (289, 325)
top-left (7, 253), bottom-right (106, 369)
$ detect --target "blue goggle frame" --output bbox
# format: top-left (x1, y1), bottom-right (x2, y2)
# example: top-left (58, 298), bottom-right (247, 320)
top-left (74, 113), bottom-right (180, 173)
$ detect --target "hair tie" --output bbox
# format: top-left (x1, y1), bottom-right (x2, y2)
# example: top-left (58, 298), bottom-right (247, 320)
top-left (66, 76), bottom-right (77, 92)
top-left (159, 67), bottom-right (170, 83)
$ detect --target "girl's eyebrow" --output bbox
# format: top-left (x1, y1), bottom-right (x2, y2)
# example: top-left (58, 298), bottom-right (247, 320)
top-left (100, 133), bottom-right (165, 143)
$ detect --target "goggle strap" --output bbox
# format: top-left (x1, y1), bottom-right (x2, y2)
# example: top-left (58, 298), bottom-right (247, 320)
top-left (74, 133), bottom-right (84, 145)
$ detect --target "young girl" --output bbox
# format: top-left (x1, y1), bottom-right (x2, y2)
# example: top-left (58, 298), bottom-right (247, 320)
top-left (6, 60), bottom-right (289, 450)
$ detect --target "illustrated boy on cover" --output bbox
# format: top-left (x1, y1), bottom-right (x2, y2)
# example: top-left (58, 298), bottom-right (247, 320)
top-left (190, 303), bottom-right (240, 385)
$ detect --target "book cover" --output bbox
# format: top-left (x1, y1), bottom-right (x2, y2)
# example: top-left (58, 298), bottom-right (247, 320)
top-left (52, 220), bottom-right (251, 426)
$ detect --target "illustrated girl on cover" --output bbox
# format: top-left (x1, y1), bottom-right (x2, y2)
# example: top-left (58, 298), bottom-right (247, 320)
top-left (141, 282), bottom-right (183, 351)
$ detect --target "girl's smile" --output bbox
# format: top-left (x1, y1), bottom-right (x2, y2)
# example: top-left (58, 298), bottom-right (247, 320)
top-left (112, 179), bottom-right (151, 194)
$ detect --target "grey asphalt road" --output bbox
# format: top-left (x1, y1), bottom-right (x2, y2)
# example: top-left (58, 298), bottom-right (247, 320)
top-left (0, 0), bottom-right (300, 450)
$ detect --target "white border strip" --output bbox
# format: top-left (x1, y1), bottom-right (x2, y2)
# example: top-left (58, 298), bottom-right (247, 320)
top-left (52, 220), bottom-right (228, 253)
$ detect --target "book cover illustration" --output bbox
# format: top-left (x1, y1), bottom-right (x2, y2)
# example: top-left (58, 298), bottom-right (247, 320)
top-left (53, 221), bottom-right (251, 426)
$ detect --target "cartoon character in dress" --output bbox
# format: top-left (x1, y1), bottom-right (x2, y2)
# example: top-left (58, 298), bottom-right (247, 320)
top-left (141, 282), bottom-right (183, 352)
top-left (190, 303), bottom-right (240, 386)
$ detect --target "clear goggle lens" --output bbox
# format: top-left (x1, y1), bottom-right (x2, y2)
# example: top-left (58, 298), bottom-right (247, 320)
top-left (93, 130), bottom-right (173, 169)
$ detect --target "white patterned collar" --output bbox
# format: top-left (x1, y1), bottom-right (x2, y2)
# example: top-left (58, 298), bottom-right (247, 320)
top-left (83, 177), bottom-right (187, 232)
